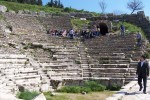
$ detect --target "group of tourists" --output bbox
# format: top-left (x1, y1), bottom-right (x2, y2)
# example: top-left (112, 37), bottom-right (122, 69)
top-left (47, 28), bottom-right (101, 39)
top-left (46, 25), bottom-right (149, 94)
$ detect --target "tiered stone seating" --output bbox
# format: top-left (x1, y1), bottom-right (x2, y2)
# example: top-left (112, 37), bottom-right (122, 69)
top-left (83, 34), bottom-right (141, 85)
top-left (3, 13), bottom-right (48, 43)
top-left (0, 54), bottom-right (41, 94)
top-left (27, 39), bottom-right (82, 81)
top-left (0, 12), bottom-right (144, 92)
top-left (37, 15), bottom-right (72, 30)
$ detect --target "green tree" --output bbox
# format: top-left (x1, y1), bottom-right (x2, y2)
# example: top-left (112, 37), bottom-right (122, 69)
top-left (60, 3), bottom-right (64, 8)
top-left (37, 0), bottom-right (42, 5)
top-left (53, 0), bottom-right (58, 7)
top-left (30, 0), bottom-right (36, 5)
top-left (47, 0), bottom-right (53, 7)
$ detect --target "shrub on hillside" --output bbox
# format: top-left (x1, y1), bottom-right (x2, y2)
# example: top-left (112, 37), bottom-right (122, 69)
top-left (57, 86), bottom-right (92, 93)
top-left (81, 87), bottom-right (91, 93)
top-left (57, 86), bottom-right (81, 93)
top-left (143, 52), bottom-right (150, 59)
top-left (84, 81), bottom-right (106, 91)
top-left (107, 83), bottom-right (121, 91)
top-left (57, 81), bottom-right (106, 93)
top-left (18, 90), bottom-right (39, 100)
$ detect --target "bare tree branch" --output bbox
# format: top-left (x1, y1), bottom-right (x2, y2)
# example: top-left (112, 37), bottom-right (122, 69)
top-left (127, 0), bottom-right (144, 14)
top-left (99, 0), bottom-right (107, 14)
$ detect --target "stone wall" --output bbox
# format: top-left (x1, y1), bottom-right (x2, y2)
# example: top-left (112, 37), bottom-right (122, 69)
top-left (90, 20), bottom-right (112, 32)
top-left (88, 11), bottom-right (150, 39)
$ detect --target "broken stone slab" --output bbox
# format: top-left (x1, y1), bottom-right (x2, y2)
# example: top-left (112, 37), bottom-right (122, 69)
top-left (121, 80), bottom-right (137, 90)
top-left (0, 92), bottom-right (19, 100)
top-left (0, 54), bottom-right (27, 59)
top-left (0, 5), bottom-right (7, 12)
top-left (33, 93), bottom-right (46, 100)
top-left (40, 84), bottom-right (50, 92)
top-left (5, 28), bottom-right (12, 33)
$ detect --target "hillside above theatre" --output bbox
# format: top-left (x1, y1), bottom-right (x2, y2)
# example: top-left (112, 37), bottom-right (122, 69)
top-left (0, 1), bottom-right (99, 16)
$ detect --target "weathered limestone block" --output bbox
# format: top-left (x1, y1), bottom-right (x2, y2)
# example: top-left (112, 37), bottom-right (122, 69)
top-left (0, 5), bottom-right (7, 12)
top-left (0, 92), bottom-right (18, 100)
top-left (40, 84), bottom-right (49, 92)
top-left (33, 93), bottom-right (46, 100)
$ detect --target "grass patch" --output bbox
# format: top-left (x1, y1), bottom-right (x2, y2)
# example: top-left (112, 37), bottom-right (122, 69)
top-left (143, 52), bottom-right (150, 59)
top-left (18, 90), bottom-right (39, 100)
top-left (75, 60), bottom-right (81, 64)
top-left (0, 13), bottom-right (5, 20)
top-left (57, 81), bottom-right (106, 93)
top-left (71, 18), bottom-right (91, 30)
top-left (0, 1), bottom-right (99, 16)
top-left (107, 83), bottom-right (121, 91)
top-left (84, 81), bottom-right (106, 92)
top-left (112, 22), bottom-right (146, 38)
top-left (99, 57), bottom-right (110, 64)
top-left (44, 92), bottom-right (114, 100)
top-left (0, 1), bottom-right (63, 13)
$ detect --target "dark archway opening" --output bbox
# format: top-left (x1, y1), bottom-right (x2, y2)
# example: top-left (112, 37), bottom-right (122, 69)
top-left (99, 23), bottom-right (108, 35)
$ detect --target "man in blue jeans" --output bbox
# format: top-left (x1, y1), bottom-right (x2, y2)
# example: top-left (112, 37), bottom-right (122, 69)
top-left (120, 24), bottom-right (125, 36)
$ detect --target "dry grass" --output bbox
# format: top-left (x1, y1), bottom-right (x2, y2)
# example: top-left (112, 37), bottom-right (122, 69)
top-left (45, 91), bottom-right (115, 100)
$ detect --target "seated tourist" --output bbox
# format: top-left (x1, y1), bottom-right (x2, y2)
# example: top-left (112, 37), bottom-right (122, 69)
top-left (62, 30), bottom-right (67, 37)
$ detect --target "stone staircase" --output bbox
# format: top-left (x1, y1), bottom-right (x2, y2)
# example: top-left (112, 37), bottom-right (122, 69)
top-left (0, 54), bottom-right (41, 94)
top-left (84, 34), bottom-right (142, 86)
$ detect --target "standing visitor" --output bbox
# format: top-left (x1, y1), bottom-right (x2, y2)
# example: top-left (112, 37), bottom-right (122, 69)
top-left (120, 24), bottom-right (125, 36)
top-left (136, 31), bottom-right (142, 47)
top-left (69, 29), bottom-right (74, 39)
top-left (136, 55), bottom-right (149, 94)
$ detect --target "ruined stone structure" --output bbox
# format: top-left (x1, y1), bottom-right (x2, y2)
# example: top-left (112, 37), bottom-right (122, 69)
top-left (0, 10), bottom-right (145, 96)
top-left (88, 11), bottom-right (150, 39)
top-left (90, 20), bottom-right (112, 35)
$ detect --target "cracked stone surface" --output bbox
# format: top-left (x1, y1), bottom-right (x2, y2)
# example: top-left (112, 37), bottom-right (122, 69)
top-left (122, 77), bottom-right (150, 100)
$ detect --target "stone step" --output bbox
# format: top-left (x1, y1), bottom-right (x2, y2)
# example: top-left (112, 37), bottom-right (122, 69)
top-left (90, 64), bottom-right (129, 68)
top-left (0, 59), bottom-right (27, 63)
top-left (13, 75), bottom-right (41, 80)
top-left (90, 68), bottom-right (135, 73)
top-left (0, 54), bottom-right (27, 59)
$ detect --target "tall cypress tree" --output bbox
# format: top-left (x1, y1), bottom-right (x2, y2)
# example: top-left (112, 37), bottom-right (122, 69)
top-left (53, 0), bottom-right (58, 7)
top-left (37, 0), bottom-right (43, 5)
top-left (47, 0), bottom-right (53, 7)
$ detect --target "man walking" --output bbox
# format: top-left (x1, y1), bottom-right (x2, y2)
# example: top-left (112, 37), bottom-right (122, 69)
top-left (136, 55), bottom-right (149, 94)
top-left (120, 24), bottom-right (125, 37)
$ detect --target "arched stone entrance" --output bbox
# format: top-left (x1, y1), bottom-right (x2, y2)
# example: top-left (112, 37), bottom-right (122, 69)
top-left (98, 23), bottom-right (108, 35)
top-left (90, 20), bottom-right (112, 36)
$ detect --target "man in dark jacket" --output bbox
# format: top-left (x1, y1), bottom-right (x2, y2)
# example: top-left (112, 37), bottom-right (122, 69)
top-left (136, 55), bottom-right (149, 94)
